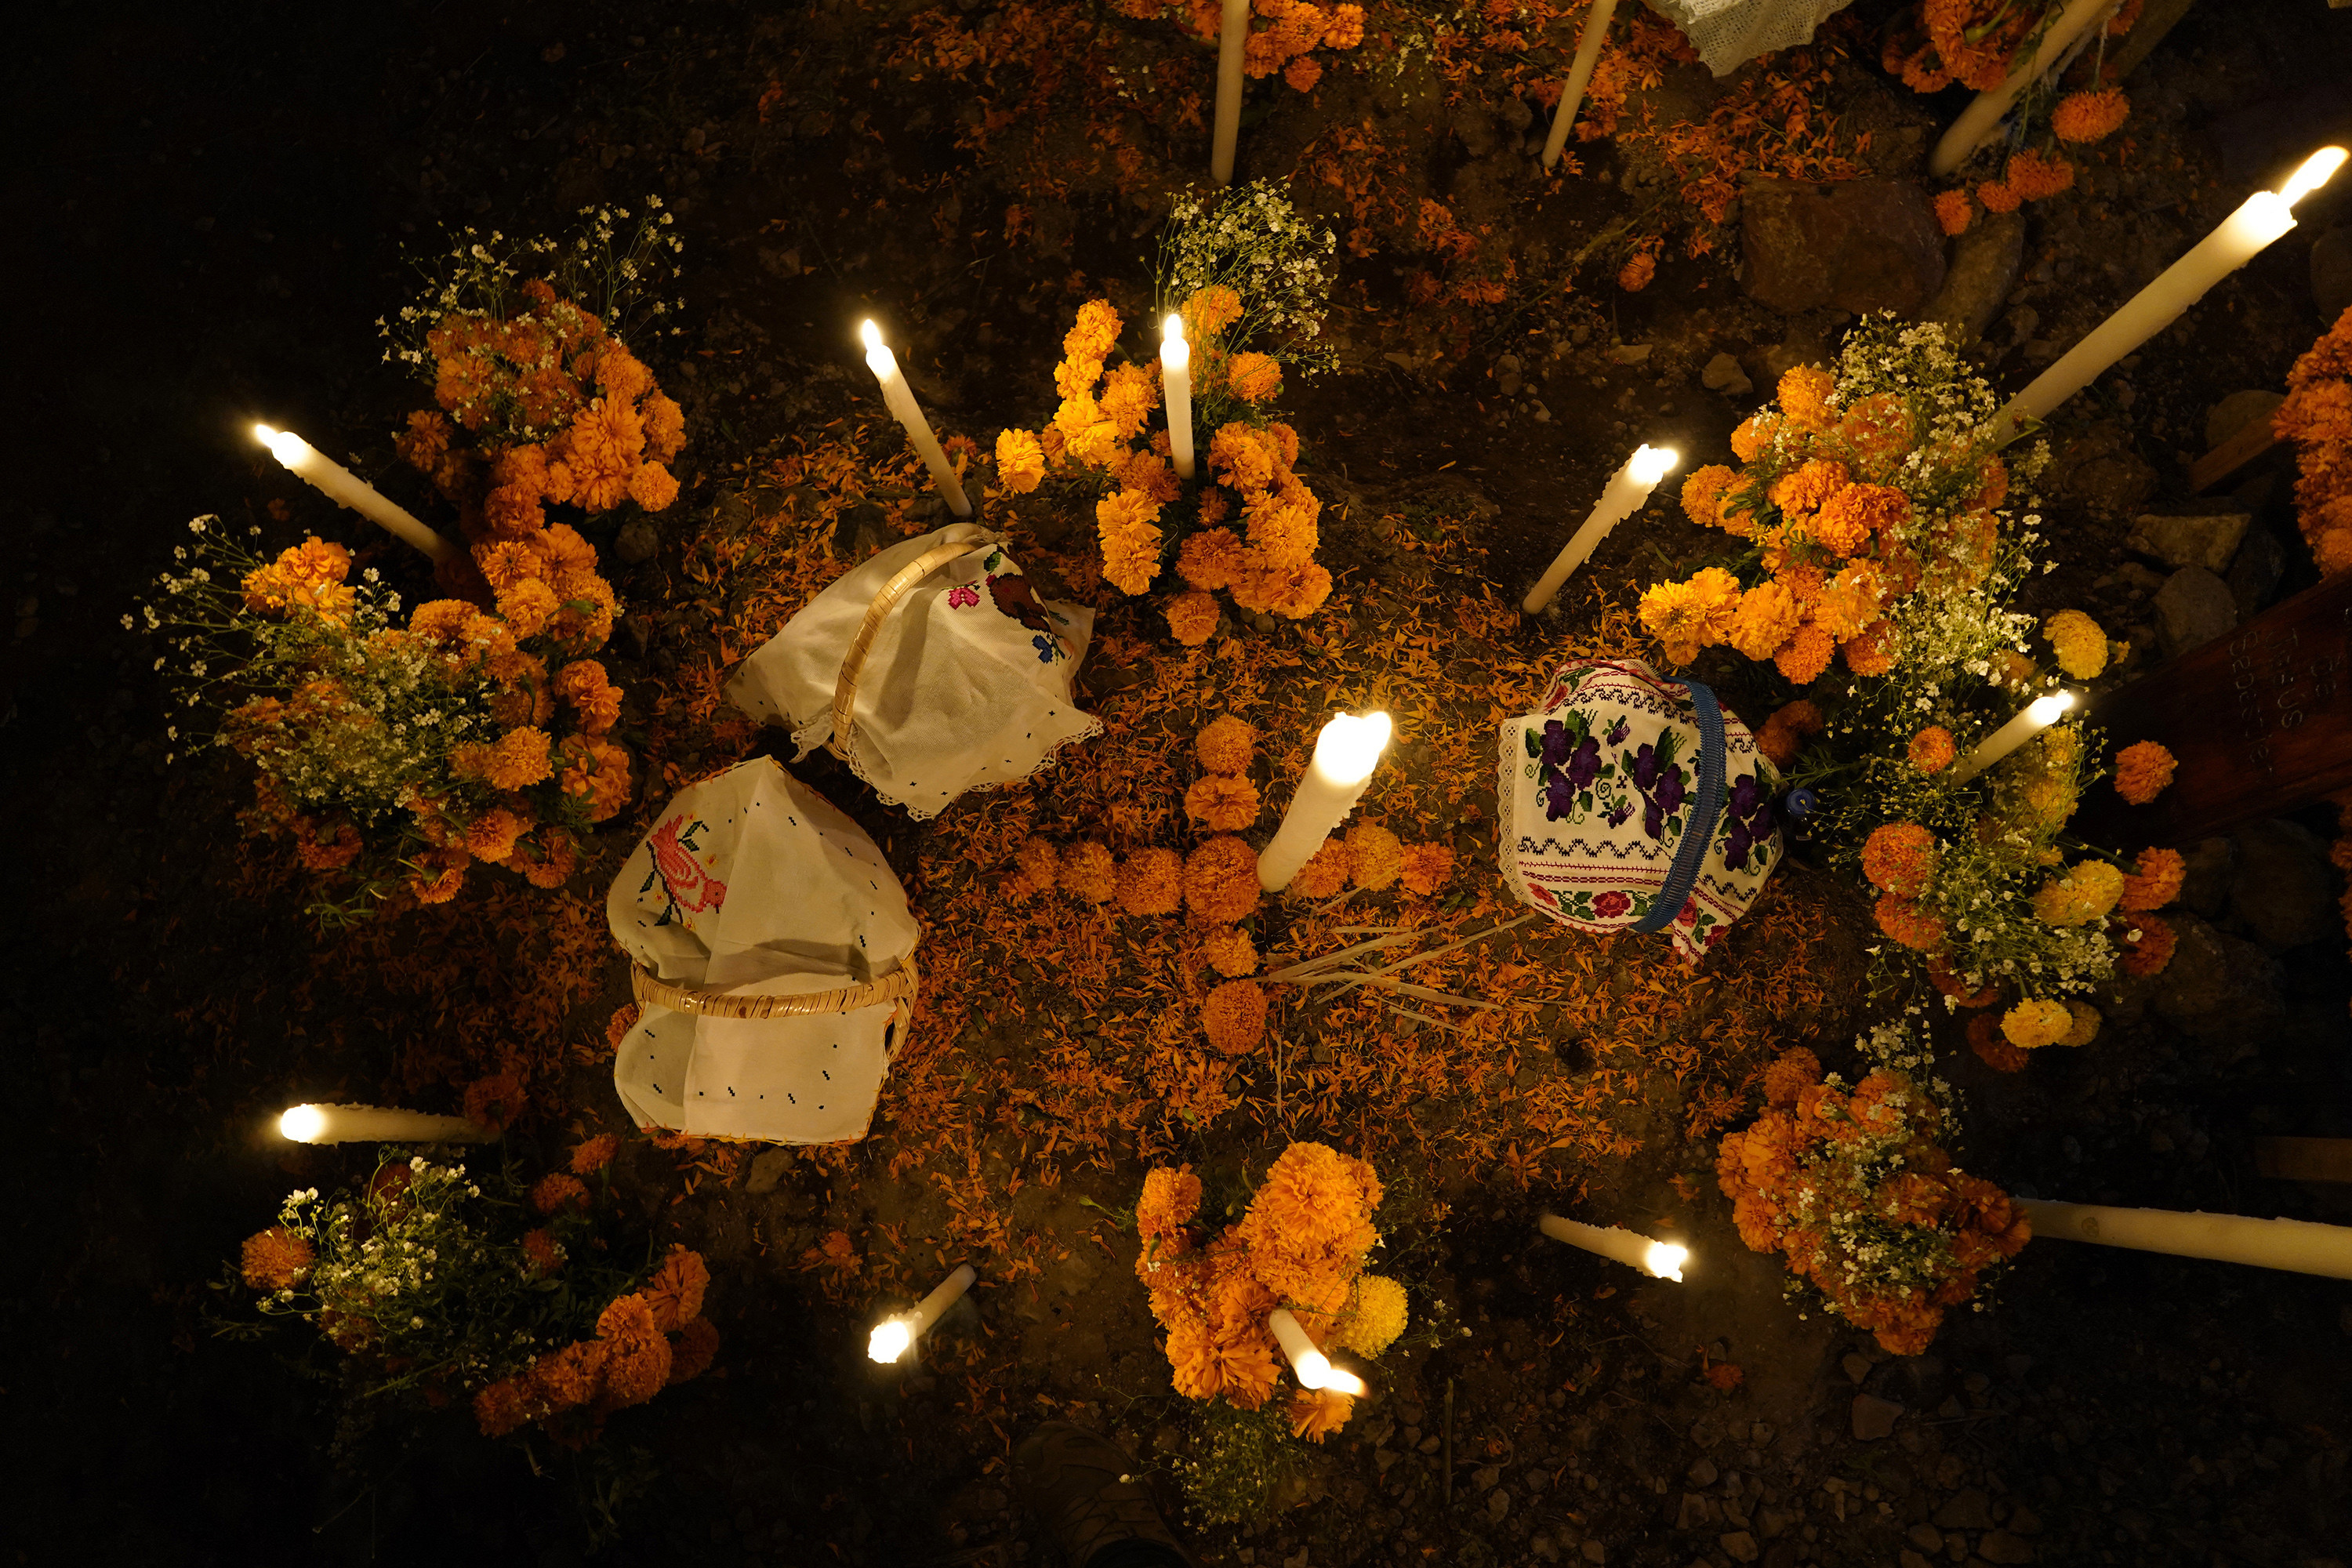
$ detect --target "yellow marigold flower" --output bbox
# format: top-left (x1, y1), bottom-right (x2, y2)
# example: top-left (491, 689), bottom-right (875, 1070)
top-left (1186, 774), bottom-right (1261, 831)
top-left (2119, 846), bottom-right (2184, 912)
top-left (1166, 590), bottom-right (1221, 647)
top-left (1062, 841), bottom-right (1116, 904)
top-left (1778, 365), bottom-right (1837, 431)
top-left (1055, 354), bottom-right (1105, 401)
top-left (2001, 999), bottom-right (2073, 1049)
top-left (2044, 608), bottom-right (2109, 679)
top-left (1117, 847), bottom-right (1185, 916)
top-left (1399, 844), bottom-right (1454, 896)
top-left (1908, 727), bottom-right (1957, 774)
top-left (1200, 924), bottom-right (1259, 978)
top-left (1202, 979), bottom-right (1269, 1054)
top-left (2113, 740), bottom-right (2176, 805)
top-left (1347, 822), bottom-right (1404, 891)
top-left (995, 427), bottom-right (1047, 493)
top-left (1226, 351), bottom-right (1283, 403)
top-left (1177, 527), bottom-right (1248, 591)
top-left (1862, 822), bottom-right (1939, 896)
top-left (1331, 1274), bottom-right (1409, 1358)
top-left (1287, 840), bottom-right (1350, 899)
top-left (241, 1227), bottom-right (314, 1290)
top-left (1680, 464), bottom-right (1736, 528)
top-left (1185, 836), bottom-right (1261, 923)
top-left (1196, 715), bottom-right (1256, 774)
top-left (1727, 581), bottom-right (1802, 661)
top-left (2059, 1001), bottom-right (2102, 1047)
top-left (1098, 488), bottom-right (1165, 596)
top-left (2031, 860), bottom-right (2125, 927)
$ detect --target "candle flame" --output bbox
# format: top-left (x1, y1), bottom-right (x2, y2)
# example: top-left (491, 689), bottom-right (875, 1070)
top-left (1312, 711), bottom-right (1392, 786)
top-left (1643, 1241), bottom-right (1689, 1282)
top-left (1294, 1348), bottom-right (1332, 1390)
top-left (858, 319), bottom-right (883, 352)
top-left (1631, 445), bottom-right (1680, 484)
top-left (278, 1105), bottom-right (328, 1143)
top-left (2027, 691), bottom-right (2074, 725)
top-left (252, 423), bottom-right (277, 443)
top-left (867, 1317), bottom-right (913, 1363)
top-left (254, 424), bottom-right (307, 466)
top-left (2279, 147), bottom-right (2348, 208)
top-left (1321, 1366), bottom-right (1368, 1399)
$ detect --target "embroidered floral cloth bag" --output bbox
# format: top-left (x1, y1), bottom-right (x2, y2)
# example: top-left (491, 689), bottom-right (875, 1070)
top-left (607, 757), bottom-right (920, 1145)
top-left (1499, 659), bottom-right (1781, 963)
top-left (727, 521), bottom-right (1102, 819)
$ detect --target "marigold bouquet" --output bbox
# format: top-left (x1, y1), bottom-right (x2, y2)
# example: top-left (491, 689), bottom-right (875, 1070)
top-left (2276, 303), bottom-right (2352, 577)
top-left (220, 1145), bottom-right (716, 1448)
top-left (1106, 0), bottom-right (1367, 94)
top-left (1718, 1035), bottom-right (2029, 1354)
top-left (1134, 1143), bottom-right (1406, 1443)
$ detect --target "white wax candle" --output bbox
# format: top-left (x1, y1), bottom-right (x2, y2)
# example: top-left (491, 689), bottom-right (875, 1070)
top-left (2020, 1199), bottom-right (2352, 1280)
top-left (253, 425), bottom-right (459, 564)
top-left (1948, 690), bottom-right (2072, 785)
top-left (867, 1263), bottom-right (978, 1362)
top-left (278, 1103), bottom-right (496, 1145)
top-left (1540, 0), bottom-right (1618, 172)
top-left (1269, 1307), bottom-right (1331, 1388)
top-left (1929, 0), bottom-right (2118, 177)
top-left (1210, 0), bottom-right (1248, 186)
top-left (2002, 148), bottom-right (2342, 430)
top-left (1537, 1213), bottom-right (1688, 1280)
top-left (1162, 314), bottom-right (1196, 481)
top-left (1258, 711), bottom-right (1393, 891)
top-left (859, 321), bottom-right (972, 517)
top-left (1523, 445), bottom-right (1677, 613)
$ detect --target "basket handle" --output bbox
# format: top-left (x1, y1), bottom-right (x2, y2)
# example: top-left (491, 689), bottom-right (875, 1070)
top-left (831, 524), bottom-right (993, 750)
top-left (630, 952), bottom-right (920, 1021)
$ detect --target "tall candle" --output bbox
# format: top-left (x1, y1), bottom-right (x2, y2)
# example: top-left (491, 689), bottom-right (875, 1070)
top-left (278, 1104), bottom-right (497, 1145)
top-left (1929, 0), bottom-right (2118, 177)
top-left (1537, 1213), bottom-right (1688, 1280)
top-left (867, 1263), bottom-right (978, 1362)
top-left (1522, 445), bottom-right (1677, 614)
top-left (1162, 313), bottom-right (1196, 481)
top-left (859, 321), bottom-right (973, 517)
top-left (1258, 711), bottom-right (1392, 891)
top-left (2020, 1199), bottom-right (2352, 1280)
top-left (1268, 1307), bottom-right (1331, 1388)
top-left (2001, 147), bottom-right (2344, 431)
top-left (253, 425), bottom-right (459, 564)
top-left (1210, 0), bottom-right (1248, 186)
top-left (1539, 0), bottom-right (1619, 172)
top-left (1949, 691), bottom-right (2073, 785)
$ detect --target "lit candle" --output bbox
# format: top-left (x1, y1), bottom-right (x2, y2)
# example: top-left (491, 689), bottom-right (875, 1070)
top-left (2020, 1199), bottom-right (2352, 1280)
top-left (1539, 0), bottom-right (1619, 172)
top-left (1269, 1307), bottom-right (1330, 1387)
top-left (252, 424), bottom-right (459, 564)
top-left (858, 321), bottom-right (972, 517)
top-left (1210, 0), bottom-right (1248, 186)
top-left (866, 1263), bottom-right (978, 1363)
top-left (1162, 313), bottom-right (1196, 481)
top-left (1929, 0), bottom-right (2119, 177)
top-left (1258, 711), bottom-right (1393, 891)
top-left (1948, 690), bottom-right (2074, 785)
top-left (2000, 147), bottom-right (2345, 431)
top-left (278, 1104), bottom-right (497, 1145)
top-left (1537, 1213), bottom-right (1689, 1280)
top-left (1522, 445), bottom-right (1678, 614)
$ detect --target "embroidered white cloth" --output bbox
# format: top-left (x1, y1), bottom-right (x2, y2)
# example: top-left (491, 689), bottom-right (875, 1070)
top-left (1650, 0), bottom-right (1855, 75)
top-left (1499, 659), bottom-right (1782, 964)
top-left (606, 758), bottom-right (920, 1145)
top-left (725, 522), bottom-right (1101, 818)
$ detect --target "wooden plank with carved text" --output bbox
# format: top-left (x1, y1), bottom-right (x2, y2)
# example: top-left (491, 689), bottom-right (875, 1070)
top-left (2073, 572), bottom-right (2352, 848)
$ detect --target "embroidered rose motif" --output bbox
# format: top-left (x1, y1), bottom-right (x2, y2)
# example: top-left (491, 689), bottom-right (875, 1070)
top-left (1592, 890), bottom-right (1631, 920)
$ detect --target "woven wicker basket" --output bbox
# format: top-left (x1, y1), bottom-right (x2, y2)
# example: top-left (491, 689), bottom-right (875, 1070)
top-left (826, 522), bottom-right (993, 763)
top-left (629, 953), bottom-right (920, 1022)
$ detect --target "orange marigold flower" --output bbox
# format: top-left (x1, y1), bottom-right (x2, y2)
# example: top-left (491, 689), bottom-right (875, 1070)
top-left (1290, 1387), bottom-right (1356, 1441)
top-left (1617, 251), bottom-right (1656, 292)
top-left (1978, 179), bottom-right (2022, 214)
top-left (1862, 822), bottom-right (1940, 896)
top-left (1200, 924), bottom-right (1260, 978)
top-left (408, 846), bottom-right (470, 906)
top-left (605, 1004), bottom-right (641, 1052)
top-left (1933, 190), bottom-right (1975, 236)
top-left (1754, 698), bottom-right (1824, 770)
top-left (1138, 1166), bottom-right (1204, 1247)
top-left (1196, 715), bottom-right (1257, 774)
top-left (1399, 844), bottom-right (1454, 896)
top-left (1778, 365), bottom-right (1838, 431)
top-left (1323, 4), bottom-right (1365, 49)
top-left (397, 408), bottom-right (453, 471)
top-left (1177, 527), bottom-right (1249, 592)
top-left (1209, 423), bottom-right (1275, 492)
top-left (533, 1173), bottom-right (590, 1214)
top-left (1287, 840), bottom-right (1350, 899)
top-left (557, 659), bottom-right (623, 735)
top-left (667, 1316), bottom-right (720, 1385)
top-left (1098, 488), bottom-right (1165, 596)
top-left (1227, 352), bottom-right (1283, 403)
top-left (557, 735), bottom-right (633, 822)
top-left (1187, 774), bottom-right (1261, 831)
top-left (484, 727), bottom-right (554, 791)
top-left (240, 1227), bottom-right (314, 1290)
top-left (1841, 619), bottom-right (1897, 676)
top-left (477, 537), bottom-right (549, 593)
top-left (1727, 581), bottom-right (1802, 661)
top-left (644, 1246), bottom-right (710, 1333)
top-left (1346, 823), bottom-right (1404, 891)
top-left (597, 1293), bottom-right (673, 1408)
top-left (2114, 741), bottom-right (2176, 805)
top-left (571, 1132), bottom-right (620, 1174)
top-left (1202, 979), bottom-right (1269, 1054)
top-left (2001, 999), bottom-right (2072, 1049)
top-left (2117, 913), bottom-right (2177, 977)
top-left (1065, 298), bottom-right (1123, 361)
top-left (522, 1228), bottom-right (564, 1276)
top-left (528, 1341), bottom-right (609, 1413)
top-left (1680, 464), bottom-right (1736, 528)
top-left (1730, 412), bottom-right (1782, 463)
top-left (1908, 726), bottom-right (1957, 774)
top-left (516, 829), bottom-right (577, 889)
top-left (1774, 624), bottom-right (1835, 685)
top-left (1061, 841), bottom-right (1116, 904)
top-left (2005, 148), bottom-right (2074, 201)
top-left (1283, 54), bottom-right (1323, 92)
top-left (464, 806), bottom-right (528, 865)
top-left (472, 1378), bottom-right (535, 1437)
top-left (293, 815), bottom-right (365, 872)
top-left (996, 427), bottom-right (1047, 493)
top-left (1813, 483), bottom-right (1907, 555)
top-left (1117, 847), bottom-right (1185, 916)
top-left (1167, 590), bottom-right (1221, 647)
top-left (1011, 837), bottom-right (1061, 899)
top-left (1769, 458), bottom-right (1850, 517)
top-left (1875, 894), bottom-right (1947, 951)
top-left (1185, 836), bottom-right (1262, 923)
top-left (494, 578), bottom-right (557, 639)
top-left (641, 390), bottom-right (686, 464)
top-left (2118, 846), bottom-right (2185, 912)
top-left (627, 462), bottom-right (680, 514)
top-left (1762, 1047), bottom-right (1820, 1107)
top-left (1185, 284), bottom-right (1244, 339)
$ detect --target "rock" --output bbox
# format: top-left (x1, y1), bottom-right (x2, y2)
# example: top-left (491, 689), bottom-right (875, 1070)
top-left (1922, 209), bottom-right (2025, 344)
top-left (2179, 837), bottom-right (2236, 916)
top-left (1688, 1458), bottom-right (1719, 1486)
top-left (1908, 1524), bottom-right (1946, 1552)
top-left (2152, 566), bottom-right (2238, 659)
top-left (2314, 224), bottom-right (2352, 325)
top-left (1583, 1541), bottom-right (1607, 1563)
top-left (2205, 389), bottom-right (2287, 452)
top-left (1977, 1530), bottom-right (2035, 1564)
top-left (1933, 1489), bottom-right (1997, 1531)
top-left (745, 1149), bottom-right (792, 1193)
top-left (1678, 1493), bottom-right (1717, 1530)
top-left (1702, 353), bottom-right (1753, 396)
top-left (1486, 1489), bottom-right (1511, 1522)
top-left (1498, 371), bottom-right (1523, 395)
top-left (1851, 1395), bottom-right (1903, 1441)
top-left (2055, 423), bottom-right (2156, 521)
top-left (2151, 914), bottom-right (2284, 1049)
top-left (614, 517), bottom-right (662, 565)
top-left (1719, 1531), bottom-right (1760, 1563)
top-left (1900, 1554), bottom-right (1933, 1568)
top-left (1757, 1508), bottom-right (1795, 1539)
top-left (1608, 343), bottom-right (1653, 365)
top-left (2226, 819), bottom-right (2336, 951)
top-left (1841, 1352), bottom-right (1873, 1385)
top-left (2127, 513), bottom-right (2251, 574)
top-left (2005, 1503), bottom-right (2043, 1536)
top-left (1742, 177), bottom-right (1946, 317)
top-left (2227, 524), bottom-right (2287, 619)
top-left (1453, 101), bottom-right (1501, 157)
